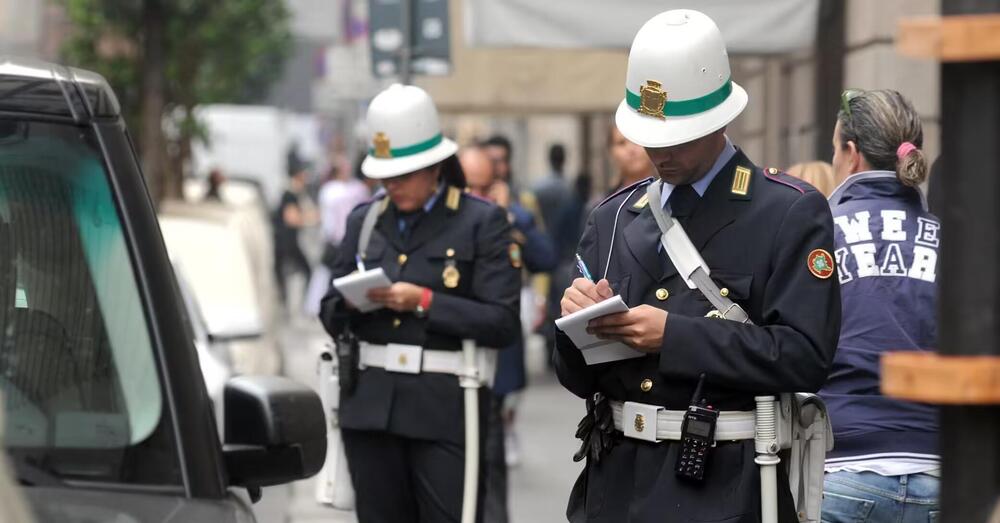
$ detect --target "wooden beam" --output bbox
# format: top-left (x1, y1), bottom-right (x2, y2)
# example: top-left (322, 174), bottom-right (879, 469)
top-left (897, 14), bottom-right (1000, 62)
top-left (882, 352), bottom-right (1000, 404)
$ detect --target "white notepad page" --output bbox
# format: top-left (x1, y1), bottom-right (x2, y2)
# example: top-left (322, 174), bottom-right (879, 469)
top-left (554, 295), bottom-right (645, 365)
top-left (332, 268), bottom-right (393, 313)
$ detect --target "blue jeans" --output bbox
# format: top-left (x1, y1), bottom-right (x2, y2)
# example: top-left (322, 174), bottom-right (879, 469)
top-left (822, 471), bottom-right (940, 523)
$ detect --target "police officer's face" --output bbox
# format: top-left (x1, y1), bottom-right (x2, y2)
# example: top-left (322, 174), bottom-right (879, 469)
top-left (643, 129), bottom-right (726, 186)
top-left (383, 165), bottom-right (440, 212)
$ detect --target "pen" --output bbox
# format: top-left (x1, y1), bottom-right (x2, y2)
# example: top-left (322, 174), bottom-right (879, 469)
top-left (575, 253), bottom-right (594, 282)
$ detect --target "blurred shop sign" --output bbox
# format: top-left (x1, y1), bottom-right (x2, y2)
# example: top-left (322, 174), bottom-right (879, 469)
top-left (368, 0), bottom-right (451, 78)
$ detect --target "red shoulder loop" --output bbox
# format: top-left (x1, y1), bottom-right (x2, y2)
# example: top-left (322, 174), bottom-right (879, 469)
top-left (596, 177), bottom-right (654, 208)
top-left (763, 167), bottom-right (805, 194)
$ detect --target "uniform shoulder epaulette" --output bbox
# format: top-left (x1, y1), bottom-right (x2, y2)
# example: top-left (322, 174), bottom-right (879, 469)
top-left (762, 167), bottom-right (807, 195)
top-left (461, 188), bottom-right (492, 205)
top-left (596, 176), bottom-right (654, 209)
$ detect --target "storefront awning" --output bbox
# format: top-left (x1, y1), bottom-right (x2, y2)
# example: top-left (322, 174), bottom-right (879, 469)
top-left (464, 0), bottom-right (820, 54)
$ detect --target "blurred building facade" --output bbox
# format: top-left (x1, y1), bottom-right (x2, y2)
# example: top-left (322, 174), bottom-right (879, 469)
top-left (1, 0), bottom-right (943, 194)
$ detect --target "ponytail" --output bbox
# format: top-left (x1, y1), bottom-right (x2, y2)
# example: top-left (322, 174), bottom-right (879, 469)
top-left (838, 90), bottom-right (928, 187)
top-left (897, 146), bottom-right (928, 187)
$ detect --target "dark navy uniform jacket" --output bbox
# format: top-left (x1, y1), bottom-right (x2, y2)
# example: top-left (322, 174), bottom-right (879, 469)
top-left (319, 186), bottom-right (521, 444)
top-left (554, 150), bottom-right (841, 523)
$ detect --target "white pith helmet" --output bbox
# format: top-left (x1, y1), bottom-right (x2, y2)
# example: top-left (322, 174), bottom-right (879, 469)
top-left (361, 84), bottom-right (458, 179)
top-left (615, 9), bottom-right (749, 148)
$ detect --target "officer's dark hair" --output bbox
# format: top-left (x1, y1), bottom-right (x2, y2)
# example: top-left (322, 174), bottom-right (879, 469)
top-left (549, 144), bottom-right (566, 173)
top-left (438, 154), bottom-right (466, 189)
top-left (484, 135), bottom-right (512, 158)
top-left (837, 89), bottom-right (928, 187)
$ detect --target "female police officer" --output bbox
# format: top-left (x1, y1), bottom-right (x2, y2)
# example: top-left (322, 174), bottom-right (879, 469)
top-left (319, 84), bottom-right (521, 523)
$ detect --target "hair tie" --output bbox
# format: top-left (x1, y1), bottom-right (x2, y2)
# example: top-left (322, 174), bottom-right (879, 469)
top-left (896, 141), bottom-right (918, 160)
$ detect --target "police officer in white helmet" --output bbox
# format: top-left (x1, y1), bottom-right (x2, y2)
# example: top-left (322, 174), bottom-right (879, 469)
top-left (555, 10), bottom-right (840, 523)
top-left (320, 84), bottom-right (521, 523)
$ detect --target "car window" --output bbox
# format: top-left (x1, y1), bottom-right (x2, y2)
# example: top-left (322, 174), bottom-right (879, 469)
top-left (0, 120), bottom-right (181, 486)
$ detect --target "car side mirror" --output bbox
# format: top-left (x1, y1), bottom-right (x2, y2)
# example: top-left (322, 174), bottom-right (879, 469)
top-left (222, 376), bottom-right (326, 499)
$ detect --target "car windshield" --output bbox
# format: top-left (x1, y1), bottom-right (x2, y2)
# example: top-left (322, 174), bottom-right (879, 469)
top-left (0, 119), bottom-right (180, 486)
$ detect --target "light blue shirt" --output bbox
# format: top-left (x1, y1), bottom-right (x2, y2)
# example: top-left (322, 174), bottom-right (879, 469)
top-left (398, 183), bottom-right (444, 233)
top-left (658, 136), bottom-right (737, 211)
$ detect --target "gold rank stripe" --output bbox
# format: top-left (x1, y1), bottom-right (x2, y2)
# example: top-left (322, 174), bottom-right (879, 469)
top-left (632, 194), bottom-right (649, 209)
top-left (446, 186), bottom-right (461, 210)
top-left (731, 166), bottom-right (751, 196)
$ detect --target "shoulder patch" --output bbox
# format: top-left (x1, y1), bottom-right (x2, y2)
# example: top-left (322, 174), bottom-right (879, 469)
top-left (763, 167), bottom-right (806, 195)
top-left (596, 176), bottom-right (654, 209)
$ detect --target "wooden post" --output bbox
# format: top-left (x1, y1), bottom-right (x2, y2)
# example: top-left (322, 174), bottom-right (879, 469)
top-left (937, 1), bottom-right (1000, 521)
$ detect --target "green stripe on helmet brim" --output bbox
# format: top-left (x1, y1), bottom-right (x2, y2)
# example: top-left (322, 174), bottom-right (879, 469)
top-left (626, 79), bottom-right (733, 117)
top-left (369, 133), bottom-right (443, 159)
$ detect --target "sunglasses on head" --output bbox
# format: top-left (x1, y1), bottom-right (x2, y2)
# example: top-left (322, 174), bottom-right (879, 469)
top-left (840, 88), bottom-right (864, 119)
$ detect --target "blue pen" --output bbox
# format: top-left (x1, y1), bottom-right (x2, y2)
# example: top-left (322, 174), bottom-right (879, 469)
top-left (575, 253), bottom-right (595, 282)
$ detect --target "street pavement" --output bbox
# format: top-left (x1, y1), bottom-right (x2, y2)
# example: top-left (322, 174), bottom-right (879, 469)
top-left (252, 315), bottom-right (584, 523)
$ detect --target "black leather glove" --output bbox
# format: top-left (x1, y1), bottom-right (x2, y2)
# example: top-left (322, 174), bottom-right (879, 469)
top-left (335, 330), bottom-right (359, 396)
top-left (572, 393), bottom-right (617, 463)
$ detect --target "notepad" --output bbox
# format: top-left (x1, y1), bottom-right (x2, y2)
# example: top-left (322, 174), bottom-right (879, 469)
top-left (332, 268), bottom-right (393, 313)
top-left (554, 295), bottom-right (645, 365)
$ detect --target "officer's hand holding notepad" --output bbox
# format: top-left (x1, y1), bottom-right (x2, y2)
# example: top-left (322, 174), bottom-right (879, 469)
top-left (333, 268), bottom-right (393, 313)
top-left (555, 296), bottom-right (645, 365)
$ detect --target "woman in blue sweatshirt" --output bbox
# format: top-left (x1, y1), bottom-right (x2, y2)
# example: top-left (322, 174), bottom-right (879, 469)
top-left (820, 89), bottom-right (940, 522)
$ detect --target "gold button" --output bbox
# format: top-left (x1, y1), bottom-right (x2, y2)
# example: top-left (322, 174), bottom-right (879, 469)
top-left (398, 254), bottom-right (408, 265)
top-left (398, 354), bottom-right (408, 366)
top-left (655, 288), bottom-right (669, 301)
top-left (720, 287), bottom-right (729, 298)
top-left (640, 378), bottom-right (653, 392)
top-left (392, 318), bottom-right (401, 328)
top-left (446, 248), bottom-right (455, 257)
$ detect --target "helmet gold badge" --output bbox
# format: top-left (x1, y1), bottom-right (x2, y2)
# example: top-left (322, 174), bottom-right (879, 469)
top-left (638, 80), bottom-right (667, 120)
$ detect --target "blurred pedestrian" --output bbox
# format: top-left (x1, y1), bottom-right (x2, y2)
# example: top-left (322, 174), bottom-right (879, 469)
top-left (819, 88), bottom-right (940, 522)
top-left (607, 124), bottom-right (655, 195)
top-left (319, 84), bottom-right (521, 523)
top-left (533, 143), bottom-right (572, 237)
top-left (273, 165), bottom-right (313, 309)
top-left (305, 160), bottom-right (373, 316)
top-left (318, 163), bottom-right (371, 269)
top-left (461, 145), bottom-right (557, 523)
top-left (555, 10), bottom-right (839, 522)
top-left (204, 167), bottom-right (226, 201)
top-left (787, 160), bottom-right (837, 197)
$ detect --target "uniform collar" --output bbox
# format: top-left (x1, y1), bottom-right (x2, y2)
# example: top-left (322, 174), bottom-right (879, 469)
top-left (658, 136), bottom-right (737, 208)
top-left (828, 170), bottom-right (928, 212)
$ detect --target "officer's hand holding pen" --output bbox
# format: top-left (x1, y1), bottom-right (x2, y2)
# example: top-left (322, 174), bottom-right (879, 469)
top-left (562, 255), bottom-right (613, 316)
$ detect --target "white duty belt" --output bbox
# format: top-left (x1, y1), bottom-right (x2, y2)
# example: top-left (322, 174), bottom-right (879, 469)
top-left (358, 342), bottom-right (497, 387)
top-left (610, 400), bottom-right (756, 443)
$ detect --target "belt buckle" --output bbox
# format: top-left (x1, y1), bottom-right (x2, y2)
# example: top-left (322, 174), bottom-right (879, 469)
top-left (720, 303), bottom-right (750, 324)
top-left (623, 401), bottom-right (663, 443)
top-left (384, 344), bottom-right (423, 374)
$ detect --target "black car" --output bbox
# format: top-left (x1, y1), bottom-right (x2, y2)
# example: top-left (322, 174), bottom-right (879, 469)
top-left (0, 57), bottom-right (326, 522)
